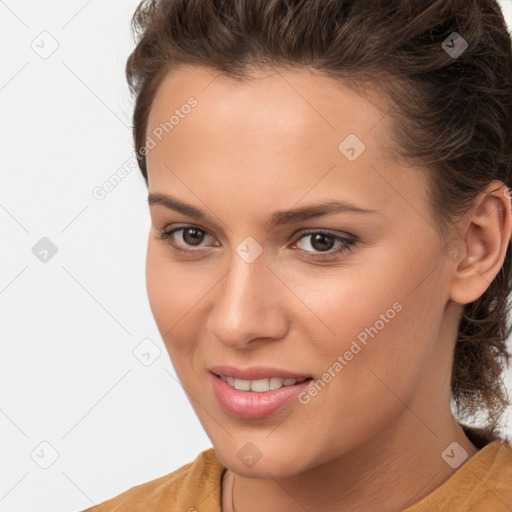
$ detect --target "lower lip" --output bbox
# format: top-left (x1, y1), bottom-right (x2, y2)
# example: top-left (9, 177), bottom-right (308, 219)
top-left (210, 372), bottom-right (313, 419)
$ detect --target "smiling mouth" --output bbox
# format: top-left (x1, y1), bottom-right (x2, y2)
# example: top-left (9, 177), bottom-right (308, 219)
top-left (212, 373), bottom-right (314, 393)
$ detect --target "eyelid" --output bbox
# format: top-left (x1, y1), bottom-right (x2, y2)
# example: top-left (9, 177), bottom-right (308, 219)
top-left (157, 223), bottom-right (357, 257)
top-left (292, 227), bottom-right (355, 241)
top-left (160, 224), bottom-right (354, 243)
top-left (168, 223), bottom-right (218, 245)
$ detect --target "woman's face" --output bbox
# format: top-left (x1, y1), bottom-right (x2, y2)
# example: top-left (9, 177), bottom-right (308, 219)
top-left (145, 65), bottom-right (460, 476)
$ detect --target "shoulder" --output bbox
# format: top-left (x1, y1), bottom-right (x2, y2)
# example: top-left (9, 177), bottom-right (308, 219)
top-left (79, 447), bottom-right (226, 512)
top-left (405, 436), bottom-right (512, 512)
top-left (467, 438), bottom-right (512, 510)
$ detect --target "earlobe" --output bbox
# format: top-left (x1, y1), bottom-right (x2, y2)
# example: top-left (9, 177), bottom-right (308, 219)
top-left (449, 181), bottom-right (512, 305)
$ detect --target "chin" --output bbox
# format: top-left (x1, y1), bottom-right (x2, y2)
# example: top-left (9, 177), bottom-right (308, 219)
top-left (215, 440), bottom-right (312, 479)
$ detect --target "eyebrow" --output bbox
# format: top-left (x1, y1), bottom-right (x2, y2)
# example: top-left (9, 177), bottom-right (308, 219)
top-left (147, 192), bottom-right (379, 227)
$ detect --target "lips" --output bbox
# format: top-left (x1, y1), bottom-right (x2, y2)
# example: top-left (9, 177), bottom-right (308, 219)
top-left (209, 372), bottom-right (313, 419)
top-left (208, 364), bottom-right (312, 381)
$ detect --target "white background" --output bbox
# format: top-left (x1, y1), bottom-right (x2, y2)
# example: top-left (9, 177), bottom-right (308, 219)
top-left (1, 1), bottom-right (511, 511)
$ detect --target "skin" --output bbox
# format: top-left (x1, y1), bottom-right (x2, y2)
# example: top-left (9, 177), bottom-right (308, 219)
top-left (144, 65), bottom-right (511, 512)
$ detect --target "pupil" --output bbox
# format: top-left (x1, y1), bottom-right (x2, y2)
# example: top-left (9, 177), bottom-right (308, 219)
top-left (184, 228), bottom-right (204, 245)
top-left (312, 233), bottom-right (333, 251)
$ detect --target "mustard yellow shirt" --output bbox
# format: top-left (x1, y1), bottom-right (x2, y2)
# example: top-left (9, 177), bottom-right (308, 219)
top-left (81, 426), bottom-right (512, 512)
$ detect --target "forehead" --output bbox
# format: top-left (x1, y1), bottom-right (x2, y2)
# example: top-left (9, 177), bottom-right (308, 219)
top-left (147, 65), bottom-right (391, 148)
top-left (147, 66), bottom-right (397, 170)
top-left (145, 65), bottom-right (428, 223)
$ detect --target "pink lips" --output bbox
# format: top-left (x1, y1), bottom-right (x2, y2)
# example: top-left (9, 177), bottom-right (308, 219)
top-left (209, 371), bottom-right (313, 419)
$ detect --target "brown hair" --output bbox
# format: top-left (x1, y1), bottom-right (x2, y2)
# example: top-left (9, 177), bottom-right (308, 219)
top-left (125, 0), bottom-right (512, 437)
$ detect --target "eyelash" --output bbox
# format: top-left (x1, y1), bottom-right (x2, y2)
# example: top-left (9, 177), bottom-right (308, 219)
top-left (155, 224), bottom-right (357, 260)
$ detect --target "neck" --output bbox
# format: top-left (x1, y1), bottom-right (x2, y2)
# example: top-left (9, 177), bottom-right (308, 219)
top-left (225, 410), bottom-right (479, 512)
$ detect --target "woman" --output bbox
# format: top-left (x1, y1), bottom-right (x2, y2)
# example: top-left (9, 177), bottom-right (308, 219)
top-left (83, 0), bottom-right (512, 510)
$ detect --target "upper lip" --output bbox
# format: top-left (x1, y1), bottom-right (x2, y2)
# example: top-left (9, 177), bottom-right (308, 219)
top-left (209, 365), bottom-right (312, 381)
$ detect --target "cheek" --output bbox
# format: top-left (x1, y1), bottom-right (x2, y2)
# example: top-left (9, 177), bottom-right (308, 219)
top-left (293, 251), bottom-right (444, 395)
top-left (145, 238), bottom-right (205, 353)
top-left (282, 262), bottom-right (406, 353)
top-left (286, 264), bottom-right (444, 454)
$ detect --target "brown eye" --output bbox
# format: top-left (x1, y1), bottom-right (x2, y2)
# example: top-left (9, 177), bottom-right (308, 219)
top-left (295, 231), bottom-right (344, 252)
top-left (293, 230), bottom-right (357, 258)
top-left (182, 228), bottom-right (206, 246)
top-left (309, 233), bottom-right (335, 251)
top-left (156, 224), bottom-right (218, 254)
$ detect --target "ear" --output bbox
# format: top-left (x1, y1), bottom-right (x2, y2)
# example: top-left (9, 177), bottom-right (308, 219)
top-left (449, 180), bottom-right (512, 305)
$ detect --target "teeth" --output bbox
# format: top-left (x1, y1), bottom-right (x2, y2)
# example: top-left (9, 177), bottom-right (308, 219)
top-left (219, 375), bottom-right (308, 392)
top-left (270, 377), bottom-right (284, 390)
top-left (234, 378), bottom-right (250, 391)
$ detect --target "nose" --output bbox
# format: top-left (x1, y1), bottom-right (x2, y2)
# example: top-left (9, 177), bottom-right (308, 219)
top-left (206, 251), bottom-right (289, 349)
